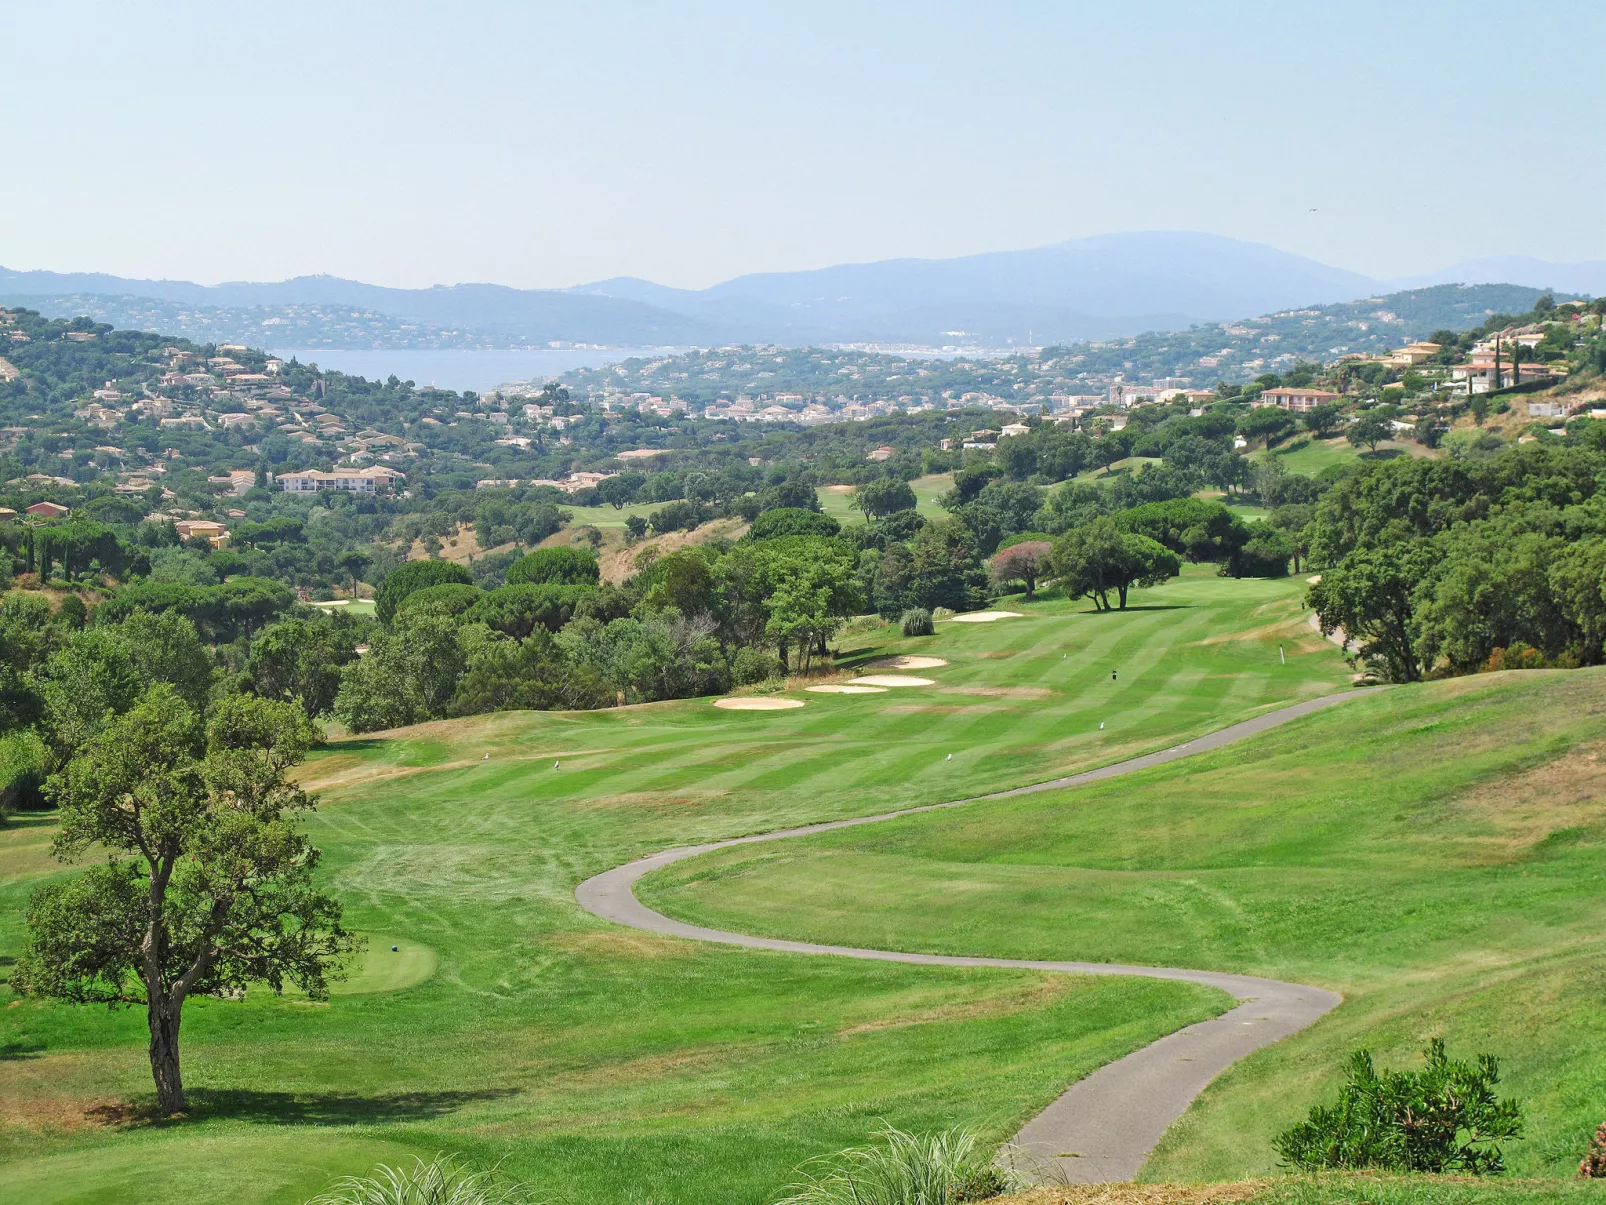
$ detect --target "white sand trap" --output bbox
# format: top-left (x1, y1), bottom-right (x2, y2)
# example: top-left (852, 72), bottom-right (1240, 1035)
top-left (948, 610), bottom-right (1023, 623)
top-left (850, 674), bottom-right (936, 687)
top-left (806, 684), bottom-right (889, 694)
top-left (714, 697), bottom-right (805, 710)
top-left (1306, 574), bottom-right (1323, 584)
top-left (865, 655), bottom-right (948, 670)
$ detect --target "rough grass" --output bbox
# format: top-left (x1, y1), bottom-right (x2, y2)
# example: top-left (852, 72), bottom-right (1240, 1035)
top-left (0, 569), bottom-right (1350, 1204)
top-left (643, 670), bottom-right (1606, 1193)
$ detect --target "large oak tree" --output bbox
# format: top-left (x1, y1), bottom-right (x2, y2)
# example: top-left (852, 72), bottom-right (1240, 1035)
top-left (15, 687), bottom-right (358, 1114)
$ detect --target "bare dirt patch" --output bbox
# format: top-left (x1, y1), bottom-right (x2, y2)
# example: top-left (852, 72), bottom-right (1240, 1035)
top-left (597, 517), bottom-right (749, 584)
top-left (997, 1184), bottom-right (1261, 1205)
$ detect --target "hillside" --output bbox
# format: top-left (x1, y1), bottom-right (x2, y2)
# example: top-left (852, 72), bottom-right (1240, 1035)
top-left (9, 235), bottom-right (1592, 352)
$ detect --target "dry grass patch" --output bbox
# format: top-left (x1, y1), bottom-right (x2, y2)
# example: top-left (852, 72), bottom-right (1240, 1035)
top-left (546, 930), bottom-right (694, 961)
top-left (837, 976), bottom-right (1070, 1035)
top-left (1446, 741), bottom-right (1606, 860)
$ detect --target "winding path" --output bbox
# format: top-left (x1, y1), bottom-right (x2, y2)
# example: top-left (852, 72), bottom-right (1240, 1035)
top-left (575, 691), bottom-right (1367, 1183)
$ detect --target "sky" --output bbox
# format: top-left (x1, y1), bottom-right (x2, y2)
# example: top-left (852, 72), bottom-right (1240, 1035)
top-left (4, 0), bottom-right (1603, 291)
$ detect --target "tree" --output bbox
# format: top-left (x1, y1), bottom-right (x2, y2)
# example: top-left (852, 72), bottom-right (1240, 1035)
top-left (853, 477), bottom-right (918, 520)
top-left (1048, 518), bottom-right (1181, 610)
top-left (624, 514), bottom-right (647, 542)
top-left (1307, 541), bottom-right (1433, 681)
top-left (747, 508), bottom-right (841, 540)
top-left (990, 541), bottom-right (1051, 598)
top-left (1304, 403), bottom-right (1345, 438)
top-left (336, 549), bottom-right (371, 598)
top-left (596, 473), bottom-right (644, 509)
top-left (15, 688), bottom-right (358, 1113)
top-left (1237, 407), bottom-right (1297, 449)
top-left (506, 546), bottom-right (601, 588)
top-left (333, 613), bottom-right (466, 732)
top-left (248, 618), bottom-right (357, 718)
top-left (374, 560), bottom-right (473, 624)
top-left (1347, 414), bottom-right (1390, 453)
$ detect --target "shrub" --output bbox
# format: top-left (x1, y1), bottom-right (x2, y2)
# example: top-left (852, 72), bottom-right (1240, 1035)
top-left (774, 1128), bottom-right (1017, 1205)
top-left (0, 728), bottom-right (50, 816)
top-left (307, 1155), bottom-right (535, 1205)
top-left (900, 607), bottom-right (934, 637)
top-left (1274, 1040), bottom-right (1523, 1175)
top-left (375, 560), bottom-right (473, 624)
top-left (505, 546), bottom-right (600, 588)
top-left (731, 645), bottom-right (784, 686)
top-left (1581, 1121), bottom-right (1606, 1178)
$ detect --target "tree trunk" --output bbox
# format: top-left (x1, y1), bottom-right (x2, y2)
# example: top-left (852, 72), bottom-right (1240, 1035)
top-left (148, 990), bottom-right (185, 1113)
top-left (1117, 584), bottom-right (1129, 609)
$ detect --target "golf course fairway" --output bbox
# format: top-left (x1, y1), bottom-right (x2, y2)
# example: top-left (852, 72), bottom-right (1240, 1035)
top-left (9, 568), bottom-right (1600, 1202)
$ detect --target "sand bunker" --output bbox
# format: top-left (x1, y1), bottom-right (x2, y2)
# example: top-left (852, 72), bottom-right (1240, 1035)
top-left (949, 610), bottom-right (1023, 623)
top-left (806, 684), bottom-right (889, 694)
top-left (714, 697), bottom-right (805, 710)
top-left (864, 655), bottom-right (948, 670)
top-left (850, 674), bottom-right (936, 687)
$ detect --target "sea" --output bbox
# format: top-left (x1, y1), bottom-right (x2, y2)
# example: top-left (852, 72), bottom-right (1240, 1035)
top-left (265, 347), bottom-right (686, 395)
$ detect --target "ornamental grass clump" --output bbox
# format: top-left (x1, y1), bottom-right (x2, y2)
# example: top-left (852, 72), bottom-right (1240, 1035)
top-left (773, 1127), bottom-right (1017, 1205)
top-left (900, 608), bottom-right (934, 637)
top-left (1274, 1040), bottom-right (1523, 1175)
top-left (307, 1156), bottom-right (536, 1205)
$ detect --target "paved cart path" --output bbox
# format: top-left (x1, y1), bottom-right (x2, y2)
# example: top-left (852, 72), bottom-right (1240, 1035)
top-left (576, 691), bottom-right (1367, 1183)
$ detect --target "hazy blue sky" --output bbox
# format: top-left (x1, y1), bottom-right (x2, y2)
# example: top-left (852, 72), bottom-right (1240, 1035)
top-left (5, 1), bottom-right (1602, 289)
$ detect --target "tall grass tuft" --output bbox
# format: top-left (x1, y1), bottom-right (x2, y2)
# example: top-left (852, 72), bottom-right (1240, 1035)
top-left (306, 1156), bottom-right (537, 1205)
top-left (900, 608), bottom-right (934, 637)
top-left (773, 1127), bottom-right (1017, 1205)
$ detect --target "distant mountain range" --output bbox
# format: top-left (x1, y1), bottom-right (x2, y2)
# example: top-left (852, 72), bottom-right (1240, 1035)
top-left (2, 232), bottom-right (1601, 351)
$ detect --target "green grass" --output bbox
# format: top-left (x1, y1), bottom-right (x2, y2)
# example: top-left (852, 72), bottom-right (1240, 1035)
top-left (309, 600), bottom-right (376, 617)
top-left (642, 671), bottom-right (1606, 1193)
top-left (816, 474), bottom-right (952, 525)
top-left (551, 498), bottom-right (663, 530)
top-left (0, 568), bottom-right (1353, 1204)
top-left (1259, 437), bottom-right (1363, 477)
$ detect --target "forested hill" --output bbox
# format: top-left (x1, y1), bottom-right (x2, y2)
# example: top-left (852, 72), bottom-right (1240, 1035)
top-left (570, 284), bottom-right (1565, 407)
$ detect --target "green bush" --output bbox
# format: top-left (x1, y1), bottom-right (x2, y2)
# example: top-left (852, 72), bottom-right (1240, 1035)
top-left (774, 1128), bottom-right (1017, 1205)
top-left (505, 546), bottom-right (600, 588)
top-left (900, 608), bottom-right (934, 637)
top-left (1274, 1040), bottom-right (1523, 1175)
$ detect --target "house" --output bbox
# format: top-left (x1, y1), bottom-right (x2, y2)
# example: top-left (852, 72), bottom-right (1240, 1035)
top-left (866, 446), bottom-right (896, 461)
top-left (175, 520), bottom-right (229, 549)
top-left (999, 422), bottom-right (1030, 438)
top-left (26, 501), bottom-right (70, 518)
top-left (1257, 387), bottom-right (1340, 413)
top-left (278, 468), bottom-right (405, 494)
top-left (1379, 342), bottom-right (1442, 368)
top-left (0, 508), bottom-right (17, 521)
